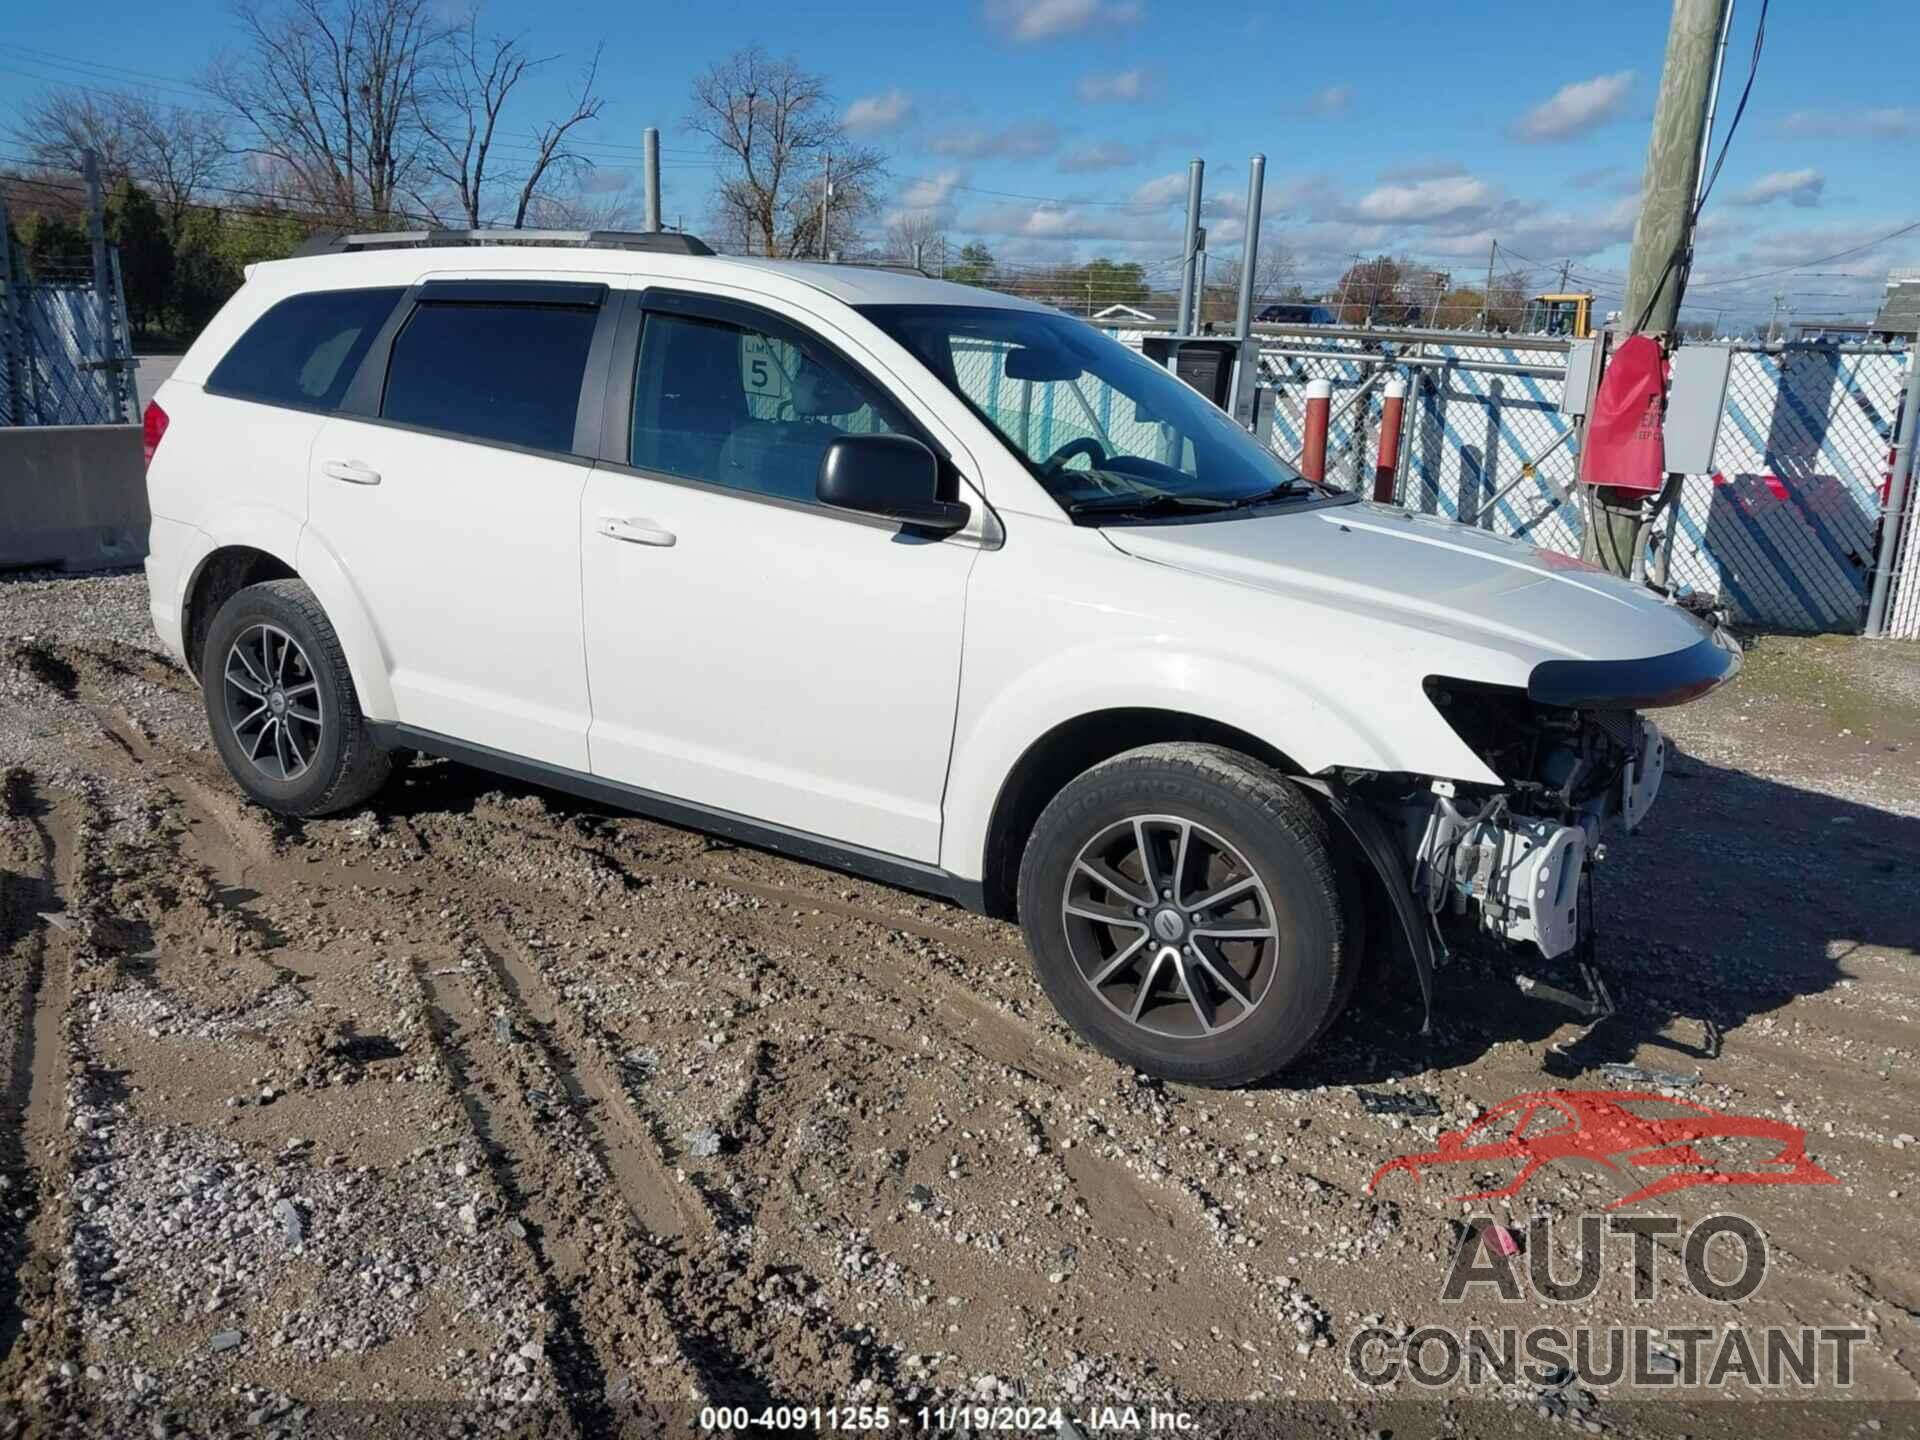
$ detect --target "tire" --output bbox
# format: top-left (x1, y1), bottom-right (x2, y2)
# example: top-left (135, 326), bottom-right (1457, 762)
top-left (201, 578), bottom-right (391, 817)
top-left (1017, 743), bottom-right (1349, 1087)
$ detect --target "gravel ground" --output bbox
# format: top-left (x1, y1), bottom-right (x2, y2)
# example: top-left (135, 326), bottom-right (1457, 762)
top-left (2, 570), bottom-right (1916, 1439)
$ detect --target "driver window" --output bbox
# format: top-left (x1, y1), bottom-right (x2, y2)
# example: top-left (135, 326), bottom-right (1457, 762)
top-left (631, 310), bottom-right (903, 504)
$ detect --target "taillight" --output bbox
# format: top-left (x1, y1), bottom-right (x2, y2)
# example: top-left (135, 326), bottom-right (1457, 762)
top-left (142, 400), bottom-right (169, 468)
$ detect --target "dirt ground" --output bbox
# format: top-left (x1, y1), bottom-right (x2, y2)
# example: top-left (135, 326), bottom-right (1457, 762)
top-left (2, 570), bottom-right (1916, 1439)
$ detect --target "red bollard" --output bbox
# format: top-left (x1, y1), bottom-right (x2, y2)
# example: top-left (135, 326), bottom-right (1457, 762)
top-left (1373, 378), bottom-right (1406, 504)
top-left (1301, 378), bottom-right (1330, 483)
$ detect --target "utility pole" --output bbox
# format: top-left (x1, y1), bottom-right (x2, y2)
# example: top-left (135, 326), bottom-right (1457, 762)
top-left (1480, 241), bottom-right (1497, 330)
top-left (1766, 290), bottom-right (1786, 342)
top-left (1558, 259), bottom-right (1574, 292)
top-left (1583, 0), bottom-right (1732, 576)
top-left (818, 154), bottom-right (833, 261)
top-left (643, 128), bottom-right (661, 232)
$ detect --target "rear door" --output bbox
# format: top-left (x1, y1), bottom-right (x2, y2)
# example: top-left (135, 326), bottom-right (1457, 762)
top-left (305, 278), bottom-right (615, 770)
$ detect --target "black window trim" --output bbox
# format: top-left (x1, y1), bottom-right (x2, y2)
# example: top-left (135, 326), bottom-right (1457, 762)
top-left (330, 278), bottom-right (616, 464)
top-left (592, 285), bottom-right (965, 527)
top-left (203, 284), bottom-right (407, 415)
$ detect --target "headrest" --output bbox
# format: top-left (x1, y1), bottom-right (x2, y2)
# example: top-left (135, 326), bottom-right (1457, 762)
top-left (791, 361), bottom-right (866, 419)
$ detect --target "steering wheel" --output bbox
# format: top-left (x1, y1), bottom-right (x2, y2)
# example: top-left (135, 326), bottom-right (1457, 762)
top-left (1039, 436), bottom-right (1110, 477)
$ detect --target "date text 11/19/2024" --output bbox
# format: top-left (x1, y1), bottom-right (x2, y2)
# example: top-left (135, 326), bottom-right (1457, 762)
top-left (698, 1404), bottom-right (1199, 1433)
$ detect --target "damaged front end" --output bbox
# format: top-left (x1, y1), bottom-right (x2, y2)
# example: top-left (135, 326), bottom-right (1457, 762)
top-left (1304, 627), bottom-right (1737, 1031)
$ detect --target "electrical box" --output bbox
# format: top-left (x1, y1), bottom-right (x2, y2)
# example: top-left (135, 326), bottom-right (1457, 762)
top-left (1665, 345), bottom-right (1734, 474)
top-left (1560, 339), bottom-right (1598, 418)
top-left (1140, 336), bottom-right (1239, 411)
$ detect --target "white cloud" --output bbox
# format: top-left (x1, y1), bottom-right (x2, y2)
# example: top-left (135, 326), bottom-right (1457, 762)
top-left (1351, 175), bottom-right (1497, 224)
top-left (984, 0), bottom-right (1144, 42)
top-left (1129, 171), bottom-right (1191, 208)
top-left (928, 120), bottom-right (1062, 159)
top-left (962, 200), bottom-right (1173, 246)
top-left (844, 88), bottom-right (915, 136)
top-left (1732, 168), bottom-right (1825, 208)
top-left (1301, 84), bottom-right (1352, 116)
top-left (1780, 107), bottom-right (1914, 139)
top-left (1511, 70), bottom-right (1635, 142)
top-left (1058, 139), bottom-right (1146, 173)
top-left (1075, 66), bottom-right (1155, 103)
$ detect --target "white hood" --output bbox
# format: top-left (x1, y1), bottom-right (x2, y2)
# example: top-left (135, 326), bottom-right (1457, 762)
top-left (1101, 501), bottom-right (1713, 664)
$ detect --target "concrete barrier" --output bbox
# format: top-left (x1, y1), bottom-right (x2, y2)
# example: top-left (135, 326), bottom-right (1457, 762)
top-left (0, 424), bottom-right (150, 572)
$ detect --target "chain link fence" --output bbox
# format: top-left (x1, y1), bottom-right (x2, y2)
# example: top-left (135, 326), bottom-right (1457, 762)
top-left (1, 208), bottom-right (138, 428)
top-left (1103, 322), bottom-right (1918, 636)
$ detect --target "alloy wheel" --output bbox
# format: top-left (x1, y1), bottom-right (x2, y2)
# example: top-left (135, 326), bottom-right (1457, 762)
top-left (222, 623), bottom-right (324, 782)
top-left (1060, 814), bottom-right (1280, 1039)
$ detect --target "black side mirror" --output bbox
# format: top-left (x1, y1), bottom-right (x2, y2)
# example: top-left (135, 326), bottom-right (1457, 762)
top-left (817, 434), bottom-right (971, 535)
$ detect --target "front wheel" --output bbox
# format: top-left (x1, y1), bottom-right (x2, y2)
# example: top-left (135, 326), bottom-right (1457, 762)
top-left (202, 579), bottom-right (391, 817)
top-left (1017, 744), bottom-right (1349, 1087)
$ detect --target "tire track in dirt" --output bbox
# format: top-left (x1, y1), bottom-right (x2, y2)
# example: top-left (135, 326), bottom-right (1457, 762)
top-left (0, 772), bottom-right (95, 1408)
top-left (404, 947), bottom-right (795, 1429)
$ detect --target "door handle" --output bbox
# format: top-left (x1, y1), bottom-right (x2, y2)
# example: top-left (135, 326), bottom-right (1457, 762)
top-left (596, 516), bottom-right (677, 547)
top-left (321, 459), bottom-right (381, 486)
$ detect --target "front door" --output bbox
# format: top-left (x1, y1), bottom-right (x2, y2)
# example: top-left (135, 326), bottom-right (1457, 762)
top-left (579, 292), bottom-right (976, 863)
top-left (306, 281), bottom-right (607, 770)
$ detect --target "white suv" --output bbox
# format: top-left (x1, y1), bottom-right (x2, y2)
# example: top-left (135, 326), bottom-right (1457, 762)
top-left (143, 230), bottom-right (1738, 1085)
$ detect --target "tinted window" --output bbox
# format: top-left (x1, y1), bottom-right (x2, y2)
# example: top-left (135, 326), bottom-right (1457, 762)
top-left (629, 310), bottom-right (901, 504)
top-left (382, 302), bottom-right (598, 453)
top-left (208, 287), bottom-right (401, 409)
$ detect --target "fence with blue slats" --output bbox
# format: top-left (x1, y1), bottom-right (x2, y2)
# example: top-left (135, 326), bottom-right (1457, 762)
top-left (1103, 322), bottom-right (1917, 636)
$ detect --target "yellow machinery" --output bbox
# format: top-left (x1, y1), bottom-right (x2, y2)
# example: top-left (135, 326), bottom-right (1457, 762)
top-left (1523, 293), bottom-right (1595, 338)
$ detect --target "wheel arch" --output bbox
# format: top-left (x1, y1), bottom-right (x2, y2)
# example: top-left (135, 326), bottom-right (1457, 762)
top-left (975, 707), bottom-right (1302, 920)
top-left (182, 544), bottom-right (297, 680)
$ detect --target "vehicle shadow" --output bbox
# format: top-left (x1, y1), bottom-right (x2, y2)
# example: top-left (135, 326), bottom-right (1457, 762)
top-left (1287, 740), bottom-right (1918, 1089)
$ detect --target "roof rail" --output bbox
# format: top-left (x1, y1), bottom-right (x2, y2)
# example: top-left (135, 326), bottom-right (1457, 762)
top-left (293, 228), bottom-right (715, 258)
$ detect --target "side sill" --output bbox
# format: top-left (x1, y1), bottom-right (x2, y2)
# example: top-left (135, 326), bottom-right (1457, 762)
top-left (370, 723), bottom-right (988, 913)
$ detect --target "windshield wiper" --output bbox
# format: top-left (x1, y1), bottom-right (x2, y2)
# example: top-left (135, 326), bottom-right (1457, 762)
top-left (1066, 492), bottom-right (1234, 519)
top-left (1219, 478), bottom-right (1321, 510)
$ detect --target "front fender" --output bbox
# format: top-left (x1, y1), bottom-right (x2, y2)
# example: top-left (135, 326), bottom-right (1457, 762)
top-left (938, 638), bottom-right (1496, 882)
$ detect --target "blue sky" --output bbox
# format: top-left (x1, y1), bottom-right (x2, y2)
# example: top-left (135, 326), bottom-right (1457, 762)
top-left (6, 0), bottom-right (1918, 326)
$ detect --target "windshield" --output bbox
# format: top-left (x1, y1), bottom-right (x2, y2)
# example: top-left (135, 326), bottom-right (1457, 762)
top-left (858, 304), bottom-right (1337, 521)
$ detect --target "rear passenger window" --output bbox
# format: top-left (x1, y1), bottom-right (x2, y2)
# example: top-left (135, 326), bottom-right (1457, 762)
top-left (381, 302), bottom-right (598, 453)
top-left (207, 287), bottom-right (401, 409)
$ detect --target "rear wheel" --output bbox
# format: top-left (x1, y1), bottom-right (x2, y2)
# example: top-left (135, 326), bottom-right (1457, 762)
top-left (1017, 744), bottom-right (1350, 1087)
top-left (202, 579), bottom-right (390, 817)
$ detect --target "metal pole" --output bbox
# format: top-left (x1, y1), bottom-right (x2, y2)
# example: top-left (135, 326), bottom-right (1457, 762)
top-left (1481, 240), bottom-right (1496, 331)
top-left (83, 148), bottom-right (125, 423)
top-left (112, 247), bottom-right (139, 417)
top-left (643, 128), bottom-right (662, 232)
top-left (1175, 159), bottom-right (1204, 337)
top-left (818, 154), bottom-right (832, 261)
top-left (1233, 155), bottom-right (1265, 341)
top-left (1231, 154), bottom-right (1266, 424)
top-left (1865, 344), bottom-right (1920, 637)
top-left (0, 197), bottom-right (22, 426)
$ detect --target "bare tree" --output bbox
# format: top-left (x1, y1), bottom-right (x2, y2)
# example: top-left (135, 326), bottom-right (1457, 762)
top-left (417, 20), bottom-right (605, 229)
top-left (1252, 229), bottom-right (1298, 302)
top-left (120, 101), bottom-right (231, 236)
top-left (884, 210), bottom-right (947, 270)
top-left (207, 0), bottom-right (450, 227)
top-left (7, 90), bottom-right (140, 179)
top-left (8, 89), bottom-right (231, 238)
top-left (685, 47), bottom-right (885, 258)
